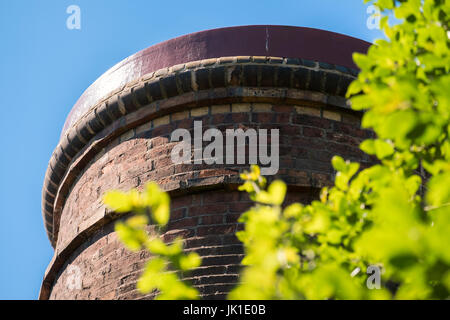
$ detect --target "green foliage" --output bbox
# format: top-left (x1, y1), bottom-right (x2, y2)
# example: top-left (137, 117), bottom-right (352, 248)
top-left (103, 0), bottom-right (450, 300)
top-left (103, 182), bottom-right (201, 300)
top-left (229, 164), bottom-right (390, 299)
top-left (230, 0), bottom-right (450, 299)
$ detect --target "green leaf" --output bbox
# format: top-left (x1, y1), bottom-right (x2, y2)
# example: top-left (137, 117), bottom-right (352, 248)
top-left (137, 258), bottom-right (165, 293)
top-left (267, 180), bottom-right (287, 205)
top-left (405, 175), bottom-right (422, 196)
top-left (103, 191), bottom-right (133, 213)
top-left (346, 79), bottom-right (363, 98)
top-left (239, 181), bottom-right (255, 193)
top-left (360, 139), bottom-right (376, 155)
top-left (375, 140), bottom-right (395, 159)
top-left (361, 139), bottom-right (395, 159)
top-left (305, 210), bottom-right (330, 234)
top-left (332, 156), bottom-right (347, 172)
top-left (152, 193), bottom-right (170, 226)
top-left (146, 238), bottom-right (169, 255)
top-left (127, 215), bottom-right (149, 228)
top-left (326, 229), bottom-right (344, 244)
top-left (254, 180), bottom-right (287, 205)
top-left (115, 222), bottom-right (147, 252)
top-left (426, 172), bottom-right (450, 207)
top-left (179, 253), bottom-right (201, 271)
top-left (353, 52), bottom-right (372, 70)
top-left (283, 203), bottom-right (303, 218)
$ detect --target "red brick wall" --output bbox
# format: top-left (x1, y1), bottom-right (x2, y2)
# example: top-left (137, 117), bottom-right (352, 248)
top-left (39, 54), bottom-right (374, 300)
top-left (49, 189), bottom-right (322, 300)
top-left (42, 56), bottom-right (359, 244)
top-left (45, 101), bottom-right (371, 299)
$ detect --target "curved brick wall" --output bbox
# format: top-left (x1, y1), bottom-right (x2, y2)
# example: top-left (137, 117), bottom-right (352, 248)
top-left (40, 26), bottom-right (372, 300)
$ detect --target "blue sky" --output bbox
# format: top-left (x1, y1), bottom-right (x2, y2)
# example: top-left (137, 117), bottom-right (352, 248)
top-left (0, 0), bottom-right (382, 299)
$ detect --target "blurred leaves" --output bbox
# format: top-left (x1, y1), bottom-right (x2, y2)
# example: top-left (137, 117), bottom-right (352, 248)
top-left (103, 182), bottom-right (201, 299)
top-left (231, 0), bottom-right (450, 300)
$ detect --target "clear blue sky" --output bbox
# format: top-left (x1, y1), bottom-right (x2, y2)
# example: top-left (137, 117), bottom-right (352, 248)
top-left (0, 0), bottom-right (382, 299)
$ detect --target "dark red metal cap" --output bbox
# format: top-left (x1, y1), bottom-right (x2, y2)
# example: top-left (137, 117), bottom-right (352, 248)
top-left (62, 25), bottom-right (370, 135)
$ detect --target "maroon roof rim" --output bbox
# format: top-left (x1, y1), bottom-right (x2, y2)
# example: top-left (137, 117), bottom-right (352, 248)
top-left (62, 25), bottom-right (371, 136)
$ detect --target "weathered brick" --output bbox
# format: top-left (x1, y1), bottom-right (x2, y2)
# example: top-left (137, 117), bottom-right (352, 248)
top-left (120, 129), bottom-right (135, 142)
top-left (195, 69), bottom-right (211, 90)
top-left (135, 122), bottom-right (151, 135)
top-left (190, 107), bottom-right (209, 117)
top-left (189, 204), bottom-right (228, 217)
top-left (200, 215), bottom-right (225, 225)
top-left (231, 103), bottom-right (251, 113)
top-left (168, 217), bottom-right (198, 229)
top-left (295, 105), bottom-right (321, 117)
top-left (252, 103), bottom-right (272, 112)
top-left (211, 104), bottom-right (230, 115)
top-left (292, 67), bottom-right (310, 89)
top-left (153, 115), bottom-right (170, 127)
top-left (303, 126), bottom-right (324, 137)
top-left (323, 110), bottom-right (341, 121)
top-left (171, 110), bottom-right (189, 121)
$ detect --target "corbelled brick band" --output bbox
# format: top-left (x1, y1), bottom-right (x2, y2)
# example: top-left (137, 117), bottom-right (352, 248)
top-left (40, 26), bottom-right (371, 300)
